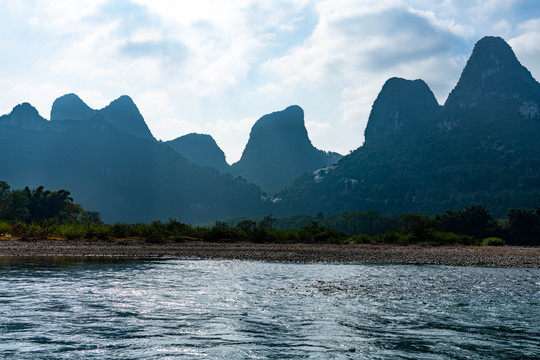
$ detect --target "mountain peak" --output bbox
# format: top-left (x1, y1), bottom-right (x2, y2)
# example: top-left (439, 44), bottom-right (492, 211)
top-left (232, 105), bottom-right (341, 193)
top-left (166, 133), bottom-right (230, 173)
top-left (110, 95), bottom-right (135, 106)
top-left (11, 102), bottom-right (41, 119)
top-left (250, 105), bottom-right (305, 137)
top-left (364, 77), bottom-right (440, 145)
top-left (50, 93), bottom-right (95, 121)
top-left (445, 36), bottom-right (540, 109)
top-left (99, 95), bottom-right (154, 140)
top-left (0, 102), bottom-right (48, 131)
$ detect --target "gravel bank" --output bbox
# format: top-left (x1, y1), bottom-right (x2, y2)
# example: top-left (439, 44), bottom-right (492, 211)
top-left (0, 239), bottom-right (538, 267)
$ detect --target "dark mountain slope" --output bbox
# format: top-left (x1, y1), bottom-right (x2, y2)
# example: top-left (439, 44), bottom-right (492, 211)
top-left (231, 105), bottom-right (342, 193)
top-left (0, 102), bottom-right (49, 131)
top-left (50, 93), bottom-right (96, 122)
top-left (0, 105), bottom-right (264, 223)
top-left (99, 95), bottom-right (154, 140)
top-left (364, 77), bottom-right (441, 146)
top-left (166, 133), bottom-right (230, 173)
top-left (444, 36), bottom-right (540, 113)
top-left (50, 94), bottom-right (155, 140)
top-left (273, 37), bottom-right (540, 218)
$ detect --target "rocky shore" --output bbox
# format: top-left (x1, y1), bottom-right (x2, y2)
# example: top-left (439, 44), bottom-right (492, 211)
top-left (0, 239), bottom-right (539, 267)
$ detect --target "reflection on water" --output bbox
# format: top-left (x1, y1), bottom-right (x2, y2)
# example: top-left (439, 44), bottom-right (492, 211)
top-left (1, 257), bottom-right (539, 359)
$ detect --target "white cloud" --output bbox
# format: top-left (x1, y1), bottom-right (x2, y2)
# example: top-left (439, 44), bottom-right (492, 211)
top-left (202, 117), bottom-right (257, 164)
top-left (8, 83), bottom-right (70, 119)
top-left (509, 18), bottom-right (540, 81)
top-left (1, 0), bottom-right (540, 163)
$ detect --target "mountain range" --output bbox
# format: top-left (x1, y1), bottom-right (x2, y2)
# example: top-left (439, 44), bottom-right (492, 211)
top-left (274, 36), bottom-right (540, 218)
top-left (1, 36), bottom-right (538, 222)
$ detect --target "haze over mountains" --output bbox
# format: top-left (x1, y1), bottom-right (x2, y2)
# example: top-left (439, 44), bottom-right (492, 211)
top-left (50, 93), bottom-right (154, 140)
top-left (1, 36), bottom-right (538, 222)
top-left (275, 36), bottom-right (540, 218)
top-left (231, 105), bottom-right (342, 193)
top-left (165, 133), bottom-right (230, 174)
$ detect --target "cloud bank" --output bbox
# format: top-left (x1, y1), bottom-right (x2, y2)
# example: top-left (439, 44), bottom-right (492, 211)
top-left (1, 0), bottom-right (539, 162)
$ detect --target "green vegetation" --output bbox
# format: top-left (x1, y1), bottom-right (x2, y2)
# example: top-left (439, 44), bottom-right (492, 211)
top-left (0, 181), bottom-right (538, 246)
top-left (0, 181), bottom-right (97, 224)
top-left (481, 237), bottom-right (506, 246)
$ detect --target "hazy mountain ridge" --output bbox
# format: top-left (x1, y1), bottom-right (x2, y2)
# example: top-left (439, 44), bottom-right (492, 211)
top-left (231, 105), bottom-right (342, 193)
top-left (2, 36), bottom-right (538, 222)
top-left (0, 104), bottom-right (265, 223)
top-left (50, 93), bottom-right (155, 140)
top-left (363, 77), bottom-right (441, 146)
top-left (0, 102), bottom-right (49, 131)
top-left (274, 36), bottom-right (540, 218)
top-left (165, 133), bottom-right (231, 173)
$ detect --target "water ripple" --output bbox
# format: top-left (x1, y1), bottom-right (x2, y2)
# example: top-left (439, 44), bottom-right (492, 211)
top-left (0, 258), bottom-right (538, 359)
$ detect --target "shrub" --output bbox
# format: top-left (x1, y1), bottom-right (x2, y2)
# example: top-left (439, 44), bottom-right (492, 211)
top-left (83, 224), bottom-right (111, 240)
top-left (375, 232), bottom-right (412, 245)
top-left (0, 221), bottom-right (11, 238)
top-left (436, 205), bottom-right (499, 239)
top-left (110, 223), bottom-right (130, 238)
top-left (61, 224), bottom-right (85, 240)
top-left (481, 237), bottom-right (506, 246)
top-left (351, 233), bottom-right (373, 244)
top-left (166, 219), bottom-right (193, 237)
top-left (203, 221), bottom-right (239, 242)
top-left (420, 231), bottom-right (477, 246)
top-left (143, 223), bottom-right (168, 243)
top-left (281, 230), bottom-right (300, 243)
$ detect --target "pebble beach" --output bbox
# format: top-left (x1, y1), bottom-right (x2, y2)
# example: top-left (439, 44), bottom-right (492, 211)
top-left (0, 239), bottom-right (539, 267)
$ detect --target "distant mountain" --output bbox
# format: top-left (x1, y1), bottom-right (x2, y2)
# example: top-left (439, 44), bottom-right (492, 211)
top-left (51, 94), bottom-right (155, 140)
top-left (0, 102), bottom-right (49, 131)
top-left (444, 36), bottom-right (540, 113)
top-left (2, 36), bottom-right (537, 223)
top-left (363, 77), bottom-right (441, 146)
top-left (231, 105), bottom-right (342, 193)
top-left (166, 133), bottom-right (230, 173)
top-left (1, 104), bottom-right (264, 223)
top-left (273, 36), bottom-right (540, 218)
top-left (50, 93), bottom-right (95, 122)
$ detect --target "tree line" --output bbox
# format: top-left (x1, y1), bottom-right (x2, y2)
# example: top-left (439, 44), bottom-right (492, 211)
top-left (0, 181), bottom-right (538, 246)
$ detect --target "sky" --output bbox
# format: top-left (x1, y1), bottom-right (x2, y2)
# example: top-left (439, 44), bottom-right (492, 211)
top-left (1, 0), bottom-right (540, 163)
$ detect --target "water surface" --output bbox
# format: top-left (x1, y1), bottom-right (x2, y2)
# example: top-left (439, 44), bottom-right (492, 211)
top-left (1, 257), bottom-right (539, 359)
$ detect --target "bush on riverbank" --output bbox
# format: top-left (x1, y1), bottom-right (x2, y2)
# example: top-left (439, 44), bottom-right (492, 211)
top-left (1, 180), bottom-right (538, 246)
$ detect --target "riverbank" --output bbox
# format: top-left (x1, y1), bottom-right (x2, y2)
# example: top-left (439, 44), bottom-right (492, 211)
top-left (0, 239), bottom-right (539, 267)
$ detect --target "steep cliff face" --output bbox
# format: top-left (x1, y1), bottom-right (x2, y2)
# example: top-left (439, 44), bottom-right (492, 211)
top-left (232, 105), bottom-right (341, 193)
top-left (99, 95), bottom-right (154, 140)
top-left (363, 77), bottom-right (440, 146)
top-left (0, 103), bottom-right (48, 131)
top-left (166, 133), bottom-right (230, 173)
top-left (444, 36), bottom-right (540, 121)
top-left (51, 94), bottom-right (155, 140)
top-left (274, 36), bottom-right (540, 218)
top-left (0, 115), bottom-right (264, 223)
top-left (50, 93), bottom-right (96, 122)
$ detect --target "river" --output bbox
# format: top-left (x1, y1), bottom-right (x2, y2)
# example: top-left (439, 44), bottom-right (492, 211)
top-left (1, 257), bottom-right (539, 359)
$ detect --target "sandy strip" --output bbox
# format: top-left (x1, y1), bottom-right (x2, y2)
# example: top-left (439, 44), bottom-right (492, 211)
top-left (0, 239), bottom-right (539, 267)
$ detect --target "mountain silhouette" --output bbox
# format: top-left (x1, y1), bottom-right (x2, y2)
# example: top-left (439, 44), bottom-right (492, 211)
top-left (1, 36), bottom-right (538, 222)
top-left (166, 133), bottom-right (230, 173)
top-left (274, 36), bottom-right (540, 218)
top-left (0, 102), bottom-right (49, 131)
top-left (445, 36), bottom-right (540, 112)
top-left (51, 94), bottom-right (155, 140)
top-left (363, 77), bottom-right (440, 146)
top-left (50, 93), bottom-right (95, 122)
top-left (232, 105), bottom-right (342, 193)
top-left (1, 104), bottom-right (264, 223)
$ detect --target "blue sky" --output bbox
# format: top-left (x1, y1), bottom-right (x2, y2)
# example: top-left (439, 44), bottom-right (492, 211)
top-left (1, 0), bottom-right (540, 163)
